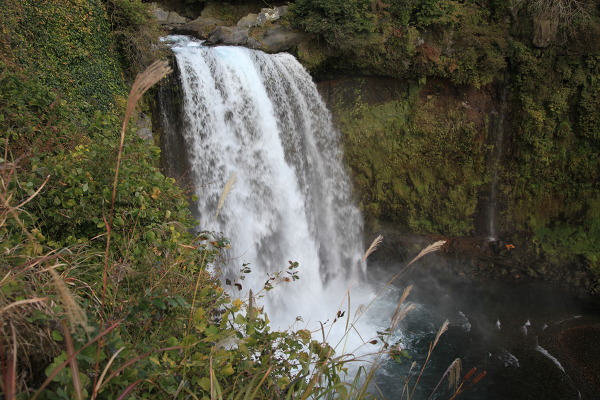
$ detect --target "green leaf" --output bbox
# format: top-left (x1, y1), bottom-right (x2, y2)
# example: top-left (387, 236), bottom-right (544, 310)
top-left (205, 325), bottom-right (219, 336)
top-left (198, 377), bottom-right (211, 391)
top-left (181, 334), bottom-right (198, 347)
top-left (51, 330), bottom-right (64, 342)
top-left (234, 313), bottom-right (246, 325)
top-left (151, 298), bottom-right (166, 310)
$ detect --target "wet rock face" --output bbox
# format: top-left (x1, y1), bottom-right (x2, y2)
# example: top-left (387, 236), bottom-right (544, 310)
top-left (533, 16), bottom-right (559, 48)
top-left (544, 318), bottom-right (600, 399)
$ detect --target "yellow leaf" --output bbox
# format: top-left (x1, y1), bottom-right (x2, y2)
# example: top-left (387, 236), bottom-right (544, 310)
top-left (220, 364), bottom-right (234, 376)
top-left (232, 299), bottom-right (244, 308)
top-left (149, 356), bottom-right (160, 366)
top-left (198, 377), bottom-right (211, 391)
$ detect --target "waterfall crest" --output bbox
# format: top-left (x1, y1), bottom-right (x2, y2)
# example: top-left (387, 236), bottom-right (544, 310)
top-left (160, 36), bottom-right (364, 327)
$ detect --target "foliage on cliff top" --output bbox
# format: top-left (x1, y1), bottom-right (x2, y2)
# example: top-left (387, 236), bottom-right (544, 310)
top-left (288, 0), bottom-right (510, 86)
top-left (289, 0), bottom-right (379, 51)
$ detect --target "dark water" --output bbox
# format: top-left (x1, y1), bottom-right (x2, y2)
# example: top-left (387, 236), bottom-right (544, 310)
top-left (368, 258), bottom-right (600, 400)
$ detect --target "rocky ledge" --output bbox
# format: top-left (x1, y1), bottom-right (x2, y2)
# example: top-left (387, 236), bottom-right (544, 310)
top-left (152, 3), bottom-right (307, 54)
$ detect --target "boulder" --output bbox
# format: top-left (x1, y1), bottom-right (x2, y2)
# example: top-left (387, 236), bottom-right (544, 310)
top-left (258, 26), bottom-right (307, 53)
top-left (237, 14), bottom-right (259, 28)
top-left (203, 6), bottom-right (305, 53)
top-left (257, 6), bottom-right (289, 25)
top-left (152, 4), bottom-right (188, 25)
top-left (177, 17), bottom-right (226, 39)
top-left (205, 26), bottom-right (253, 47)
top-left (205, 25), bottom-right (306, 53)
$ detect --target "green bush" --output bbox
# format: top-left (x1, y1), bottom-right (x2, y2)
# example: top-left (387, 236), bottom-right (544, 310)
top-left (289, 0), bottom-right (378, 50)
top-left (103, 0), bottom-right (166, 80)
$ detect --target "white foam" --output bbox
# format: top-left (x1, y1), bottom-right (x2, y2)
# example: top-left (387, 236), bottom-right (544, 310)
top-left (535, 345), bottom-right (565, 373)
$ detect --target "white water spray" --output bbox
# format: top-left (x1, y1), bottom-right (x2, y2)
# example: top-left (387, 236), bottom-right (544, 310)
top-left (165, 36), bottom-right (366, 331)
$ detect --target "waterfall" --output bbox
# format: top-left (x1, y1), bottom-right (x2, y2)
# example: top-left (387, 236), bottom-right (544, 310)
top-left (485, 83), bottom-right (508, 241)
top-left (159, 36), bottom-right (364, 328)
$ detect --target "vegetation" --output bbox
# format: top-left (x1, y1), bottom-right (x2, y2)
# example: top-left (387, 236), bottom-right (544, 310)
top-left (502, 38), bottom-right (600, 283)
top-left (289, 0), bottom-right (510, 86)
top-left (289, 0), bottom-right (379, 51)
top-left (333, 80), bottom-right (487, 235)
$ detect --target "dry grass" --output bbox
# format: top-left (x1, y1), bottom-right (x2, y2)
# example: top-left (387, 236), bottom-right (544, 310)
top-left (103, 59), bottom-right (172, 310)
top-left (215, 172), bottom-right (237, 218)
top-left (1, 160), bottom-right (61, 394)
top-left (390, 285), bottom-right (416, 330)
top-left (49, 267), bottom-right (92, 334)
top-left (362, 234), bottom-right (383, 264)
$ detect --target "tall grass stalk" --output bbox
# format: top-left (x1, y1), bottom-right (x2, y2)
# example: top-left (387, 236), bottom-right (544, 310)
top-left (408, 319), bottom-right (450, 399)
top-left (62, 320), bottom-right (83, 400)
top-left (102, 60), bottom-right (172, 314)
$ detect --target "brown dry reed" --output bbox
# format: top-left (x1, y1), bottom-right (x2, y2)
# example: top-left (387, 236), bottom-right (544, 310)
top-left (102, 60), bottom-right (172, 311)
top-left (49, 266), bottom-right (93, 334)
top-left (362, 234), bottom-right (383, 264)
top-left (215, 172), bottom-right (236, 218)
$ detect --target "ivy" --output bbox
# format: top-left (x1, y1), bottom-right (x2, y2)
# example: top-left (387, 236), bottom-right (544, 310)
top-left (1, 0), bottom-right (125, 112)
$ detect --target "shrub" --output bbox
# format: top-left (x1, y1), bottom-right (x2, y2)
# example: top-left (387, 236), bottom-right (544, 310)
top-left (289, 0), bottom-right (378, 50)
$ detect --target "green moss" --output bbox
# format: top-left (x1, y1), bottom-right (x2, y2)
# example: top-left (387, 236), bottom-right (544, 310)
top-left (499, 36), bottom-right (600, 283)
top-left (1, 0), bottom-right (126, 112)
top-left (335, 81), bottom-right (487, 236)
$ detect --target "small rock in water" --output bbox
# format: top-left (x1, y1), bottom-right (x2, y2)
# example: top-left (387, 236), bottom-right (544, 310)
top-left (520, 325), bottom-right (528, 336)
top-left (458, 311), bottom-right (471, 332)
top-left (495, 319), bottom-right (501, 330)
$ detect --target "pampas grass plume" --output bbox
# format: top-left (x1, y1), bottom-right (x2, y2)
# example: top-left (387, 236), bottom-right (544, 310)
top-left (50, 267), bottom-right (92, 334)
top-left (362, 234), bottom-right (383, 263)
top-left (215, 172), bottom-right (236, 218)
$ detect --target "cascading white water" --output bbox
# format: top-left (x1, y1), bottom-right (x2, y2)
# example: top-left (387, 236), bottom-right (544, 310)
top-left (165, 36), bottom-right (365, 329)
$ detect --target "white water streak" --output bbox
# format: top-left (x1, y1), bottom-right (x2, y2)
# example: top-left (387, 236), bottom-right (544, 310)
top-left (535, 345), bottom-right (565, 373)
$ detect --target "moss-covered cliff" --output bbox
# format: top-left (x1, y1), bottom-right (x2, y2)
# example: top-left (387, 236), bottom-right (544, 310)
top-left (155, 1), bottom-right (599, 290)
top-left (283, 0), bottom-right (600, 291)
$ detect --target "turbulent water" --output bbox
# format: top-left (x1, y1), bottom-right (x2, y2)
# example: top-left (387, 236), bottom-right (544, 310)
top-left (161, 36), bottom-right (365, 328)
